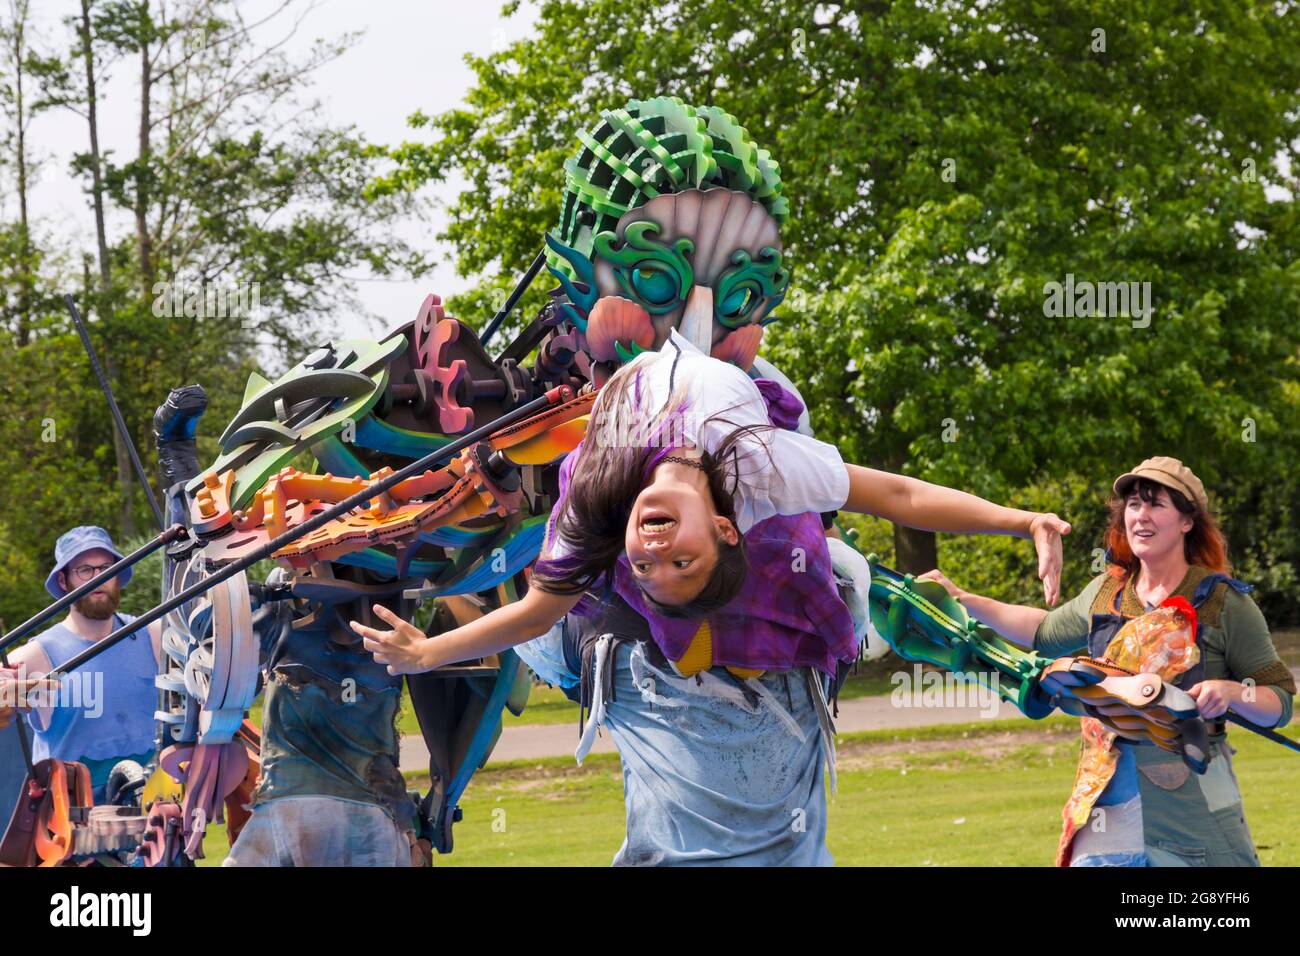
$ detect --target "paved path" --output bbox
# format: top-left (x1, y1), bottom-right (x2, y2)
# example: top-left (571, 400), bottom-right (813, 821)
top-left (398, 665), bottom-right (1300, 770)
top-left (399, 682), bottom-right (1031, 769)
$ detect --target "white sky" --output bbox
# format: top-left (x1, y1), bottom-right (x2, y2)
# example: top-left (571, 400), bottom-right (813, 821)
top-left (21, 0), bottom-right (541, 340)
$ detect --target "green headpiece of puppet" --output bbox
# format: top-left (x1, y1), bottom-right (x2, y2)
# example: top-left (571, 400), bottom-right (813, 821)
top-left (546, 96), bottom-right (789, 337)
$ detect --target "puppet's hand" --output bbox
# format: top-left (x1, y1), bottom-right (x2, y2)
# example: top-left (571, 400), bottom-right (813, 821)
top-left (0, 671), bottom-right (14, 728)
top-left (352, 605), bottom-right (435, 676)
top-left (0, 672), bottom-right (61, 727)
top-left (1029, 513), bottom-right (1071, 607)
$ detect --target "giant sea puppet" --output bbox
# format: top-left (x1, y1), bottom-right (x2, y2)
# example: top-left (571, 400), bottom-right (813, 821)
top-left (0, 98), bottom-right (1218, 866)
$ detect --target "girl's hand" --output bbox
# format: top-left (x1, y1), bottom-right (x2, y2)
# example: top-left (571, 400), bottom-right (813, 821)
top-left (1029, 513), bottom-right (1071, 607)
top-left (915, 569), bottom-right (967, 603)
top-left (1187, 679), bottom-right (1236, 720)
top-left (351, 604), bottom-right (435, 676)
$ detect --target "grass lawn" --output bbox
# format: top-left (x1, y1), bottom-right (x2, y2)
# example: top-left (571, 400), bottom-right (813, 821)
top-left (198, 714), bottom-right (1300, 867)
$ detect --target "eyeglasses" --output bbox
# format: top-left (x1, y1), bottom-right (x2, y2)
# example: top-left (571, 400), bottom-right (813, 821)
top-left (69, 563), bottom-right (115, 582)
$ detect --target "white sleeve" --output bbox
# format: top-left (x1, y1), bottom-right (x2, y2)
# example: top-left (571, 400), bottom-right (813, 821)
top-left (691, 366), bottom-right (849, 531)
top-left (726, 428), bottom-right (849, 531)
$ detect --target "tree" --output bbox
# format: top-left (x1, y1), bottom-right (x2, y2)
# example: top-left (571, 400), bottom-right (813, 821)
top-left (0, 0), bottom-right (61, 347)
top-left (0, 0), bottom-right (430, 622)
top-left (371, 0), bottom-right (1300, 618)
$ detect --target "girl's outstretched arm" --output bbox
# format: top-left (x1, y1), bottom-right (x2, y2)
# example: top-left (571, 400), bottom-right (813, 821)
top-left (353, 585), bottom-right (583, 675)
top-left (843, 464), bottom-right (1071, 605)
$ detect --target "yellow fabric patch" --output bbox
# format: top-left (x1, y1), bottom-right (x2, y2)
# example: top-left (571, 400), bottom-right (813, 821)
top-left (672, 622), bottom-right (713, 677)
top-left (670, 621), bottom-right (765, 680)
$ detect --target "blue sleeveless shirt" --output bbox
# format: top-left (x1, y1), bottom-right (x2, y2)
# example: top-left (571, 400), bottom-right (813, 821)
top-left (27, 614), bottom-right (158, 786)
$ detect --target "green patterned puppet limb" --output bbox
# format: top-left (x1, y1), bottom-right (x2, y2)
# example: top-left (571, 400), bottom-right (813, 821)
top-left (836, 523), bottom-right (1213, 772)
top-left (862, 554), bottom-right (1056, 720)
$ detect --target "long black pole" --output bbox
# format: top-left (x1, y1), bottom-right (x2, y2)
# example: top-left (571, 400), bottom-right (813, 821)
top-left (1224, 712), bottom-right (1300, 755)
top-left (0, 628), bottom-right (34, 777)
top-left (54, 385), bottom-right (572, 676)
top-left (65, 294), bottom-right (166, 531)
top-left (478, 249), bottom-right (546, 348)
top-left (0, 526), bottom-right (184, 656)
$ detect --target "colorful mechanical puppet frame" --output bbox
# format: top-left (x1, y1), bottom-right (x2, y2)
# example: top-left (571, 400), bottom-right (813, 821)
top-left (0, 96), bottom-right (1240, 867)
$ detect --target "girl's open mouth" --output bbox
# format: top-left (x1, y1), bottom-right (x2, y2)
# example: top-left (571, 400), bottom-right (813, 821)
top-left (640, 511), bottom-right (677, 535)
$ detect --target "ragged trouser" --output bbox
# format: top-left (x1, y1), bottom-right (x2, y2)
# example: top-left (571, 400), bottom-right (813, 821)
top-left (1137, 739), bottom-right (1260, 867)
top-left (580, 637), bottom-right (835, 867)
top-left (223, 795), bottom-right (414, 867)
top-left (1069, 739), bottom-right (1260, 867)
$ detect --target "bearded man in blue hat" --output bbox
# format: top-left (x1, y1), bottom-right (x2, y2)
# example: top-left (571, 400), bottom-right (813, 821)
top-left (0, 526), bottom-right (160, 803)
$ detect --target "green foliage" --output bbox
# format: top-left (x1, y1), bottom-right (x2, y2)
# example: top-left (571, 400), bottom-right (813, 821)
top-left (0, 1), bottom-right (429, 627)
top-left (374, 0), bottom-right (1300, 622)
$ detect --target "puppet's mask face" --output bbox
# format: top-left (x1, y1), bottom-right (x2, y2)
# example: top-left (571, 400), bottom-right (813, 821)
top-left (549, 189), bottom-right (789, 371)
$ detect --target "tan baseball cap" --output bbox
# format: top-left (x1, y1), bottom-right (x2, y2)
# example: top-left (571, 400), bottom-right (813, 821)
top-left (1112, 456), bottom-right (1209, 512)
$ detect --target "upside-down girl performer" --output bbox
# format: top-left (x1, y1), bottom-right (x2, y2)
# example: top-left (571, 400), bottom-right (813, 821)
top-left (353, 321), bottom-right (1071, 864)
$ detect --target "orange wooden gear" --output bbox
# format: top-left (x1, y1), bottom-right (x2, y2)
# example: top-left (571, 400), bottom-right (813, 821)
top-left (32, 759), bottom-right (92, 867)
top-left (195, 388), bottom-right (596, 569)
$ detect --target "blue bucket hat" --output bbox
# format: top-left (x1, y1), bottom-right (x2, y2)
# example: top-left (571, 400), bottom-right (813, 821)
top-left (45, 526), bottom-right (131, 599)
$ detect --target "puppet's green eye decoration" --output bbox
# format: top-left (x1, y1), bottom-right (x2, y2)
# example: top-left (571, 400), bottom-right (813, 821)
top-left (713, 246), bottom-right (789, 328)
top-left (718, 284), bottom-right (757, 320)
top-left (593, 221), bottom-right (694, 315)
top-left (632, 267), bottom-right (678, 306)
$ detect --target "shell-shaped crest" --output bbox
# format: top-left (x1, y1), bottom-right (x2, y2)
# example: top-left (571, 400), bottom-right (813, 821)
top-left (584, 295), bottom-right (656, 363)
top-left (710, 324), bottom-right (764, 371)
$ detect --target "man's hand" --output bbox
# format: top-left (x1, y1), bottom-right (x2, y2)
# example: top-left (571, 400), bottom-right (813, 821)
top-left (0, 674), bottom-right (62, 728)
top-left (351, 605), bottom-right (435, 676)
top-left (1029, 513), bottom-right (1071, 607)
top-left (1187, 679), bottom-right (1238, 720)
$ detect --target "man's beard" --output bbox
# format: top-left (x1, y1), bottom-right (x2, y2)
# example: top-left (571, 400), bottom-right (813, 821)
top-left (75, 588), bottom-right (120, 620)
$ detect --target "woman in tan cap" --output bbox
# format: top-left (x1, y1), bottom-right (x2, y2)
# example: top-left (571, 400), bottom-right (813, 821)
top-left (920, 456), bottom-right (1294, 866)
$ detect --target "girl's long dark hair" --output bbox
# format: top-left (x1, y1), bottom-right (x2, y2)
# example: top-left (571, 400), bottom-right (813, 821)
top-left (532, 358), bottom-right (775, 618)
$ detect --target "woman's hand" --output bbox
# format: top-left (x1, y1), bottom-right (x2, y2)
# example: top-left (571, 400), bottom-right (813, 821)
top-left (1186, 679), bottom-right (1238, 720)
top-left (915, 569), bottom-right (967, 603)
top-left (1029, 513), bottom-right (1071, 607)
top-left (916, 568), bottom-right (1049, 648)
top-left (351, 604), bottom-right (436, 676)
